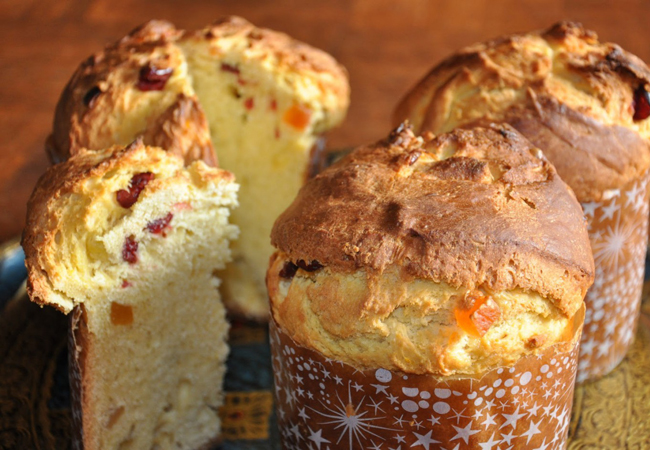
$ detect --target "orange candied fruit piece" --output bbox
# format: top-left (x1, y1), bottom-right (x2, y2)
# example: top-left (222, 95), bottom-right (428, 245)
top-left (110, 302), bottom-right (134, 326)
top-left (453, 290), bottom-right (499, 337)
top-left (282, 103), bottom-right (311, 130)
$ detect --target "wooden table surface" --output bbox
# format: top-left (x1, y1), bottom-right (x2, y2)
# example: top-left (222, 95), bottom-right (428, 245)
top-left (2, 0), bottom-right (650, 243)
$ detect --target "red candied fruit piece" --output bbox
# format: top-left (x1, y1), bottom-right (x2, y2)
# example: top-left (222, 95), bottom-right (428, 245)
top-left (244, 98), bottom-right (254, 110)
top-left (633, 85), bottom-right (650, 121)
top-left (146, 212), bottom-right (174, 236)
top-left (116, 172), bottom-right (154, 209)
top-left (121, 279), bottom-right (132, 288)
top-left (279, 261), bottom-right (298, 279)
top-left (270, 98), bottom-right (278, 111)
top-left (137, 65), bottom-right (173, 91)
top-left (122, 235), bottom-right (138, 264)
top-left (220, 62), bottom-right (241, 75)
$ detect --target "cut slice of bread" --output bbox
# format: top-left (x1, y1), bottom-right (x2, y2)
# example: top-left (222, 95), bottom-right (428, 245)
top-left (23, 141), bottom-right (239, 450)
top-left (48, 17), bottom-right (350, 320)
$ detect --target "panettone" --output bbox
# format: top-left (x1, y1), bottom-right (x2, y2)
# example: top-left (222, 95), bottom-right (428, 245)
top-left (268, 124), bottom-right (594, 376)
top-left (267, 124), bottom-right (593, 448)
top-left (393, 21), bottom-right (650, 380)
top-left (393, 21), bottom-right (650, 202)
top-left (48, 16), bottom-right (350, 320)
top-left (22, 140), bottom-right (238, 449)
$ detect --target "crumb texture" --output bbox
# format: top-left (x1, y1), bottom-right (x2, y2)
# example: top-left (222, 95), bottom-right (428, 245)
top-left (23, 142), bottom-right (238, 449)
top-left (48, 16), bottom-right (350, 320)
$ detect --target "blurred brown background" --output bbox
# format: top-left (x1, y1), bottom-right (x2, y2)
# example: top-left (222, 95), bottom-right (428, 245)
top-left (2, 0), bottom-right (650, 242)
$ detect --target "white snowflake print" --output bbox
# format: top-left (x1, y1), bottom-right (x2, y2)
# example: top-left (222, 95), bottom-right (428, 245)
top-left (578, 172), bottom-right (650, 382)
top-left (272, 321), bottom-right (580, 450)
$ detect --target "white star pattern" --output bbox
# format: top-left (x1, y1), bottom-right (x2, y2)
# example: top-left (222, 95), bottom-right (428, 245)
top-left (450, 408), bottom-right (469, 424)
top-left (308, 427), bottom-right (330, 449)
top-left (527, 402), bottom-right (541, 418)
top-left (601, 202), bottom-right (618, 220)
top-left (372, 384), bottom-right (389, 395)
top-left (481, 413), bottom-right (497, 428)
top-left (500, 430), bottom-right (516, 446)
top-left (393, 415), bottom-right (407, 427)
top-left (520, 419), bottom-right (542, 444)
top-left (369, 398), bottom-right (384, 414)
top-left (582, 201), bottom-right (598, 218)
top-left (533, 438), bottom-right (550, 450)
top-left (577, 173), bottom-right (649, 381)
top-left (451, 422), bottom-right (480, 444)
top-left (272, 317), bottom-right (582, 450)
top-left (290, 422), bottom-right (304, 443)
top-left (309, 384), bottom-right (398, 449)
top-left (501, 406), bottom-right (525, 430)
top-left (478, 432), bottom-right (500, 450)
top-left (411, 430), bottom-right (440, 450)
top-left (387, 394), bottom-right (399, 404)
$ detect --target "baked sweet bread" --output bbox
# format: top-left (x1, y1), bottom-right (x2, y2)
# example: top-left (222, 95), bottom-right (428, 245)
top-left (267, 124), bottom-right (594, 448)
top-left (394, 21), bottom-right (650, 381)
top-left (23, 140), bottom-right (238, 449)
top-left (48, 16), bottom-right (350, 320)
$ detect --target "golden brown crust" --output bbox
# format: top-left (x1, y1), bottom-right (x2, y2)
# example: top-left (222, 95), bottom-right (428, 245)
top-left (50, 20), bottom-right (190, 163)
top-left (394, 21), bottom-right (650, 202)
top-left (184, 16), bottom-right (349, 105)
top-left (49, 16), bottom-right (349, 166)
top-left (22, 140), bottom-right (234, 313)
top-left (271, 124), bottom-right (595, 315)
top-left (141, 93), bottom-right (217, 167)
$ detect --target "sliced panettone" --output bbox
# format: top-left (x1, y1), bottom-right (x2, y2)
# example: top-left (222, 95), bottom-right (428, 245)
top-left (48, 16), bottom-right (350, 320)
top-left (23, 140), bottom-right (238, 450)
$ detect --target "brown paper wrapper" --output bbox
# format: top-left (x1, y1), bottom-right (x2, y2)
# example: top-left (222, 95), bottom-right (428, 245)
top-left (578, 171), bottom-right (650, 382)
top-left (271, 306), bottom-right (583, 450)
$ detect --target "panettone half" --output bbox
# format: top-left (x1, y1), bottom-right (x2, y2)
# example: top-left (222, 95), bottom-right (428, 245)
top-left (49, 16), bottom-right (350, 320)
top-left (23, 141), bottom-right (238, 449)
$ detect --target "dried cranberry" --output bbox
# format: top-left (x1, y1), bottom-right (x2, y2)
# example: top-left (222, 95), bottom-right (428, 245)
top-left (121, 279), bottom-right (132, 288)
top-left (407, 151), bottom-right (421, 165)
top-left (116, 172), bottom-right (154, 208)
top-left (220, 62), bottom-right (240, 75)
top-left (296, 260), bottom-right (323, 272)
top-left (146, 212), bottom-right (173, 235)
top-left (270, 99), bottom-right (278, 111)
top-left (279, 261), bottom-right (298, 279)
top-left (137, 65), bottom-right (173, 91)
top-left (83, 86), bottom-right (102, 107)
top-left (244, 98), bottom-right (254, 110)
top-left (633, 85), bottom-right (650, 121)
top-left (122, 236), bottom-right (138, 264)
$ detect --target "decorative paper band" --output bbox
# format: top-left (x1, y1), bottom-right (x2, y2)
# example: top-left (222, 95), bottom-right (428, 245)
top-left (271, 307), bottom-right (582, 450)
top-left (579, 171), bottom-right (650, 382)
